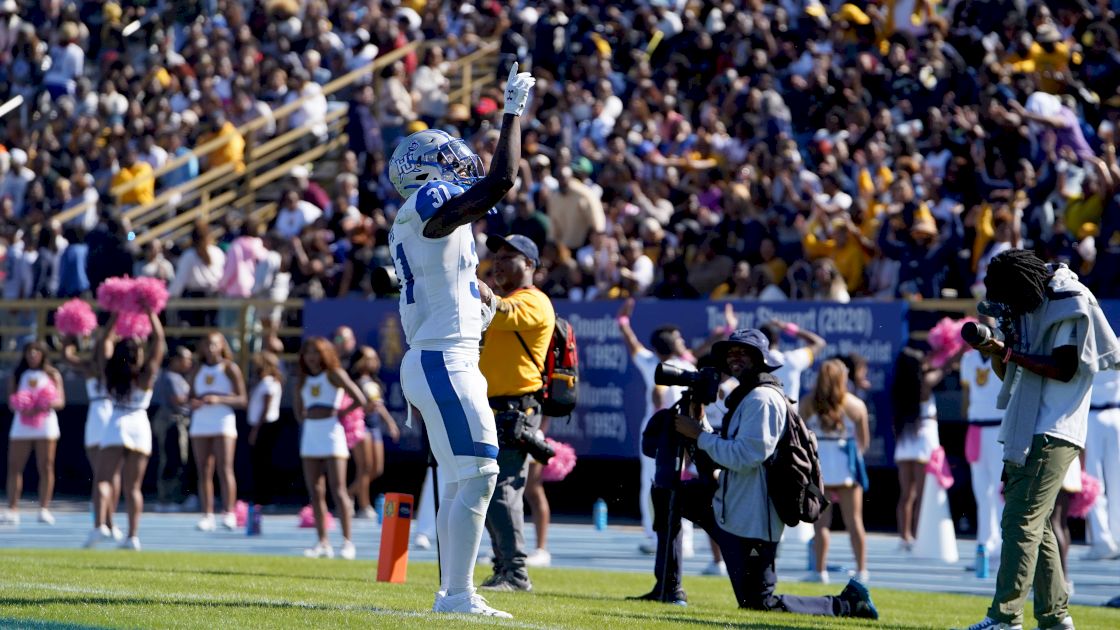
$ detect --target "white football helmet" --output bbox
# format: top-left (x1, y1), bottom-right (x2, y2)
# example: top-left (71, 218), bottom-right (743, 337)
top-left (388, 129), bottom-right (485, 198)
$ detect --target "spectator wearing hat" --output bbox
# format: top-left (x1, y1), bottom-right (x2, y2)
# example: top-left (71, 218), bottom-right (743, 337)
top-left (290, 165), bottom-right (330, 212)
top-left (667, 329), bottom-right (879, 619)
top-left (478, 233), bottom-right (556, 592)
top-left (43, 21), bottom-right (83, 99)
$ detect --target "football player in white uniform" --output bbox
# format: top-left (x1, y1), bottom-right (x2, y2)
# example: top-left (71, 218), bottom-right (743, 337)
top-left (387, 63), bottom-right (535, 618)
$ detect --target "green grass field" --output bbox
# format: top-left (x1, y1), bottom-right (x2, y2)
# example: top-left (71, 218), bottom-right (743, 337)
top-left (0, 549), bottom-right (1116, 629)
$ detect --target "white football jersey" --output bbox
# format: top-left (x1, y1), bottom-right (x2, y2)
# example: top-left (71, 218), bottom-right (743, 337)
top-left (388, 180), bottom-right (483, 351)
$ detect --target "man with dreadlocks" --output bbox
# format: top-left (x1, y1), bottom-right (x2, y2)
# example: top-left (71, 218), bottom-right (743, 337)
top-left (957, 250), bottom-right (1120, 630)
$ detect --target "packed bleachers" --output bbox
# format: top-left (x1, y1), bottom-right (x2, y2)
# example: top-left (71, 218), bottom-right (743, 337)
top-left (2, 0), bottom-right (1120, 322)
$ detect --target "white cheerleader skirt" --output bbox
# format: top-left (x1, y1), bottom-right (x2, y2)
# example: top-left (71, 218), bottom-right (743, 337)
top-left (10, 411), bottom-right (60, 441)
top-left (190, 404), bottom-right (237, 438)
top-left (84, 399), bottom-right (114, 449)
top-left (1061, 459), bottom-right (1082, 493)
top-left (894, 418), bottom-right (940, 463)
top-left (300, 417), bottom-right (349, 459)
top-left (100, 409), bottom-right (153, 456)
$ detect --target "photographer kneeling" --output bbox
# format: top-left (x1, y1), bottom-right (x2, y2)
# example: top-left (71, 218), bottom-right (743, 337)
top-left (662, 329), bottom-right (879, 619)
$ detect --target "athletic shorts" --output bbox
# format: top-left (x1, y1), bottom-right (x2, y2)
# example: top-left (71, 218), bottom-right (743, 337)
top-left (400, 347), bottom-right (499, 482)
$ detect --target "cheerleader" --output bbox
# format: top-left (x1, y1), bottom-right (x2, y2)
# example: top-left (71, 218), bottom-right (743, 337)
top-left (85, 310), bottom-right (164, 549)
top-left (297, 337), bottom-right (366, 559)
top-left (350, 347), bottom-right (400, 518)
top-left (189, 332), bottom-right (247, 531)
top-left (960, 346), bottom-right (1006, 556)
top-left (63, 336), bottom-right (121, 538)
top-left (3, 341), bottom-right (65, 525)
top-left (802, 359), bottom-right (871, 584)
top-left (891, 346), bottom-right (950, 551)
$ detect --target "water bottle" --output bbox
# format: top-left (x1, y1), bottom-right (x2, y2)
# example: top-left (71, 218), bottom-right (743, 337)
top-left (807, 537), bottom-right (816, 571)
top-left (246, 503), bottom-right (262, 536)
top-left (976, 544), bottom-right (989, 579)
top-left (593, 498), bottom-right (608, 531)
top-left (374, 494), bottom-right (385, 524)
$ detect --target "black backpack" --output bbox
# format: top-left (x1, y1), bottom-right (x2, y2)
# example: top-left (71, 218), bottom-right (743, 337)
top-left (760, 383), bottom-right (829, 527)
top-left (515, 316), bottom-right (579, 418)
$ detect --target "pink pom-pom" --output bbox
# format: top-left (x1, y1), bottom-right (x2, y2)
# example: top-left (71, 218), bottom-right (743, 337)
top-left (97, 276), bottom-right (139, 313)
top-left (1070, 472), bottom-right (1102, 519)
top-left (8, 390), bottom-right (37, 413)
top-left (114, 312), bottom-right (153, 340)
top-left (9, 387), bottom-right (51, 428)
top-left (298, 505), bottom-right (334, 529)
top-left (132, 277), bottom-right (169, 314)
top-left (235, 500), bottom-right (249, 527)
top-left (55, 299), bottom-right (98, 338)
top-left (928, 316), bottom-right (977, 369)
top-left (32, 380), bottom-right (58, 410)
top-left (339, 394), bottom-right (368, 450)
top-left (541, 438), bottom-right (578, 482)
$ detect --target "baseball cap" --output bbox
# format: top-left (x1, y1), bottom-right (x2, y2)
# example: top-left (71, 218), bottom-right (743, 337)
top-left (710, 329), bottom-right (783, 375)
top-left (486, 233), bottom-right (540, 266)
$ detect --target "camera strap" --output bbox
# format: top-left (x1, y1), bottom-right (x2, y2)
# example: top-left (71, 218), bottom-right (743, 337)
top-left (513, 331), bottom-right (546, 386)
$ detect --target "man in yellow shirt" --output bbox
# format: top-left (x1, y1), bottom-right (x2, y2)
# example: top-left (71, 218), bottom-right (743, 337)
top-left (200, 111), bottom-right (246, 174)
top-left (478, 233), bottom-right (556, 594)
top-left (112, 148), bottom-right (156, 206)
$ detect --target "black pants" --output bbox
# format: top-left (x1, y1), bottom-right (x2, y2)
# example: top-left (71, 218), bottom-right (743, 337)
top-left (250, 422), bottom-right (284, 505)
top-left (485, 447), bottom-right (531, 578)
top-left (484, 398), bottom-right (538, 580)
top-left (655, 479), bottom-right (845, 616)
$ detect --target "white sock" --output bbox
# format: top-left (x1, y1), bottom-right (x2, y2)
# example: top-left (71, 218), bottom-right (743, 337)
top-left (445, 474), bottom-right (496, 596)
top-left (436, 480), bottom-right (458, 594)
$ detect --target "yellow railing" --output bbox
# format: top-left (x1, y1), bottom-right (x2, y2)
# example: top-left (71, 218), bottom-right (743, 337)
top-left (92, 38), bottom-right (502, 248)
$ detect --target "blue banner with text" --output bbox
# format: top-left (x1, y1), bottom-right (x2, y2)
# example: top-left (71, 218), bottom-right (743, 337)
top-left (303, 299), bottom-right (913, 465)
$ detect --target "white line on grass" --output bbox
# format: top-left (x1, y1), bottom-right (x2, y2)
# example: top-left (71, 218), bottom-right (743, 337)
top-left (0, 580), bottom-right (556, 629)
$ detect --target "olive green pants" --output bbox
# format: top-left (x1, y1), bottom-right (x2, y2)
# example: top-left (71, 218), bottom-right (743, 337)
top-left (988, 434), bottom-right (1080, 627)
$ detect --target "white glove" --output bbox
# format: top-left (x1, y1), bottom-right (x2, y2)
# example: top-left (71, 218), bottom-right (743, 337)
top-left (503, 62), bottom-right (536, 117)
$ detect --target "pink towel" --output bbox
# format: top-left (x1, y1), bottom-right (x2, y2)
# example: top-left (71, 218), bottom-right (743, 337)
top-left (926, 446), bottom-right (954, 489)
top-left (965, 425), bottom-right (983, 464)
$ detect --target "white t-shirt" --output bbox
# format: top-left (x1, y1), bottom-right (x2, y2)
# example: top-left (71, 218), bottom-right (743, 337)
top-left (960, 350), bottom-right (1003, 422)
top-left (248, 376), bottom-right (282, 425)
top-left (632, 349), bottom-right (693, 430)
top-left (1092, 369), bottom-right (1120, 407)
top-left (772, 346), bottom-right (813, 401)
top-left (274, 202), bottom-right (323, 239)
top-left (1035, 319), bottom-right (1092, 447)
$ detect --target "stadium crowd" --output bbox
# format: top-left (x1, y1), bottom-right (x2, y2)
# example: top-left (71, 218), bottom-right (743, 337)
top-left (3, 0), bottom-right (1120, 312)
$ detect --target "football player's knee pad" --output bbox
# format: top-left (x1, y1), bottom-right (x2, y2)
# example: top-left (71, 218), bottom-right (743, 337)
top-left (456, 471), bottom-right (497, 517)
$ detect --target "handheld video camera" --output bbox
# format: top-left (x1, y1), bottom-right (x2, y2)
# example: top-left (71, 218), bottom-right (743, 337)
top-left (654, 363), bottom-right (722, 406)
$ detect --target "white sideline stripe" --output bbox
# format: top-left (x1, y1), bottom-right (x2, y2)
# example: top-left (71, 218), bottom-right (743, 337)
top-left (0, 579), bottom-right (554, 629)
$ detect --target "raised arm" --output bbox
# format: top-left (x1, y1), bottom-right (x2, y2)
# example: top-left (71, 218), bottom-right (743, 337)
top-left (423, 65), bottom-right (535, 239)
top-left (616, 298), bottom-right (646, 358)
top-left (141, 311), bottom-right (166, 389)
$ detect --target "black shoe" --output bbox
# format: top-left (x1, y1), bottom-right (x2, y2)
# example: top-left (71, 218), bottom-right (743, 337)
top-left (479, 572), bottom-right (532, 593)
top-left (626, 588), bottom-right (687, 606)
top-left (839, 578), bottom-right (879, 620)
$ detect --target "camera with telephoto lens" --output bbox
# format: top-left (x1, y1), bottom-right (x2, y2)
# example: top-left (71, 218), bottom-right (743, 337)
top-left (654, 363), bottom-right (722, 406)
top-left (495, 409), bottom-right (555, 464)
top-left (978, 300), bottom-right (1019, 346)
